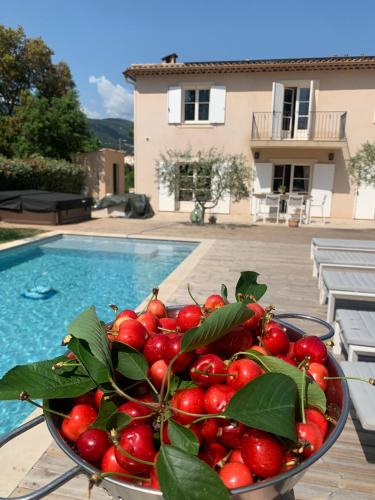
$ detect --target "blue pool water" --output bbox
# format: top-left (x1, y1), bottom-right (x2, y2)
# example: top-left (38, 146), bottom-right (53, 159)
top-left (0, 235), bottom-right (197, 435)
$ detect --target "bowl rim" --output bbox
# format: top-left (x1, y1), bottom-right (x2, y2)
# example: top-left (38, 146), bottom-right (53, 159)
top-left (44, 309), bottom-right (350, 497)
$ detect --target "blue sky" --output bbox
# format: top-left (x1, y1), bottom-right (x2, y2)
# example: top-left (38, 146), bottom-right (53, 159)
top-left (2, 0), bottom-right (375, 121)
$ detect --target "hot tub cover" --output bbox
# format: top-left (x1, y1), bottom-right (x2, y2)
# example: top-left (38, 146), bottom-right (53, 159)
top-left (0, 191), bottom-right (93, 212)
top-left (95, 193), bottom-right (154, 219)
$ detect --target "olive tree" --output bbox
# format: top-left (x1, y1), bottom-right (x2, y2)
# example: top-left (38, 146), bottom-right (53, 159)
top-left (348, 142), bottom-right (375, 187)
top-left (156, 147), bottom-right (251, 223)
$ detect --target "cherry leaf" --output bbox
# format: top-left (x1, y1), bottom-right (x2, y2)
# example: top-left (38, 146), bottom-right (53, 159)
top-left (167, 420), bottom-right (199, 455)
top-left (181, 302), bottom-right (252, 353)
top-left (235, 271), bottom-right (267, 303)
top-left (220, 283), bottom-right (228, 300)
top-left (111, 342), bottom-right (148, 380)
top-left (224, 373), bottom-right (297, 441)
top-left (68, 337), bottom-right (109, 385)
top-left (90, 398), bottom-right (117, 431)
top-left (106, 412), bottom-right (132, 432)
top-left (156, 445), bottom-right (230, 500)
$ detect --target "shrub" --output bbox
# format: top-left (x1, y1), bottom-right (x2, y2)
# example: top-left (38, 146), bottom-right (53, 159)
top-left (0, 156), bottom-right (85, 194)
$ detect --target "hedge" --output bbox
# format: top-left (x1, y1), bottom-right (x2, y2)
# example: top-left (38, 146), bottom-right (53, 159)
top-left (0, 156), bottom-right (85, 194)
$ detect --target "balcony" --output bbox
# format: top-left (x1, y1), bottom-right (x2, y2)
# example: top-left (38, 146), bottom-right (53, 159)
top-left (251, 111), bottom-right (347, 148)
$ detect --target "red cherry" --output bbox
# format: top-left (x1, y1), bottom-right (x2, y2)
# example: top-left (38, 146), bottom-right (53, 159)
top-left (94, 389), bottom-right (104, 409)
top-left (229, 448), bottom-right (244, 464)
top-left (117, 319), bottom-right (148, 350)
top-left (262, 327), bottom-right (289, 355)
top-left (117, 309), bottom-right (137, 320)
top-left (226, 358), bottom-right (262, 390)
top-left (76, 428), bottom-right (109, 464)
top-left (204, 384), bottom-right (235, 414)
top-left (219, 462), bottom-right (253, 489)
top-left (147, 299), bottom-right (167, 319)
top-left (286, 341), bottom-right (295, 359)
top-left (163, 335), bottom-right (194, 372)
top-left (199, 442), bottom-right (227, 468)
top-left (242, 303), bottom-right (264, 330)
top-left (204, 294), bottom-right (226, 311)
top-left (171, 387), bottom-right (206, 424)
top-left (137, 312), bottom-right (159, 335)
top-left (251, 345), bottom-right (270, 356)
top-left (72, 392), bottom-right (96, 409)
top-left (294, 336), bottom-right (328, 365)
top-left (158, 317), bottom-right (178, 332)
top-left (242, 429), bottom-right (283, 478)
top-left (149, 359), bottom-right (168, 389)
top-left (208, 326), bottom-right (253, 357)
top-left (143, 334), bottom-right (170, 365)
top-left (117, 401), bottom-right (153, 427)
top-left (275, 354), bottom-right (298, 367)
top-left (296, 421), bottom-right (323, 458)
top-left (305, 408), bottom-right (328, 439)
top-left (61, 404), bottom-right (97, 442)
top-left (307, 362), bottom-right (328, 391)
top-left (176, 305), bottom-right (202, 333)
top-left (101, 445), bottom-right (131, 480)
top-left (190, 354), bottom-right (227, 387)
top-left (218, 420), bottom-right (246, 449)
top-left (115, 424), bottom-right (156, 473)
top-left (200, 418), bottom-right (220, 444)
top-left (281, 450), bottom-right (299, 472)
top-left (149, 467), bottom-right (161, 490)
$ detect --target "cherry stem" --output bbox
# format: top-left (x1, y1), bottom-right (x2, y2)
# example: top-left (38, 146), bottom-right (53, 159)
top-left (52, 361), bottom-right (81, 370)
top-left (92, 470), bottom-right (149, 483)
top-left (145, 377), bottom-right (159, 395)
top-left (300, 367), bottom-right (306, 424)
top-left (22, 397), bottom-right (70, 419)
top-left (109, 377), bottom-right (159, 410)
top-left (169, 406), bottom-right (222, 419)
top-left (187, 283), bottom-right (201, 308)
top-left (324, 376), bottom-right (375, 386)
top-left (192, 414), bottom-right (228, 424)
top-left (191, 368), bottom-right (235, 378)
top-left (111, 433), bottom-right (155, 467)
top-left (236, 351), bottom-right (271, 373)
top-left (159, 353), bottom-right (179, 404)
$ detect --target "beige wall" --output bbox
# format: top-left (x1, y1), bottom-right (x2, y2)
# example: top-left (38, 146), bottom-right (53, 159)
top-left (77, 149), bottom-right (125, 200)
top-left (134, 69), bottom-right (375, 218)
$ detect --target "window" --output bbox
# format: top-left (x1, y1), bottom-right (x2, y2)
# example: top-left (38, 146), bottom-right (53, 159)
top-left (178, 164), bottom-right (212, 202)
top-left (273, 164), bottom-right (310, 193)
top-left (184, 89), bottom-right (210, 122)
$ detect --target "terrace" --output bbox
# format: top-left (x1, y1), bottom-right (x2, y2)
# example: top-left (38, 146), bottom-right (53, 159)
top-left (1, 215), bottom-right (375, 499)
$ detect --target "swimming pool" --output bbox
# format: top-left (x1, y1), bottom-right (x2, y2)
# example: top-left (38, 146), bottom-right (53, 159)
top-left (0, 234), bottom-right (197, 435)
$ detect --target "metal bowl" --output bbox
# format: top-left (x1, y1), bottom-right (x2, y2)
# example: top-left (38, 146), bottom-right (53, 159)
top-left (43, 309), bottom-right (349, 500)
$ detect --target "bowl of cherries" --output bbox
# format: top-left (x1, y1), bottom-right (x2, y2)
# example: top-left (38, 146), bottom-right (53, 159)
top-left (0, 271), bottom-right (350, 500)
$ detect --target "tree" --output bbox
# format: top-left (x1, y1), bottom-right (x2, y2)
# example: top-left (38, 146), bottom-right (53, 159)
top-left (348, 142), bottom-right (375, 187)
top-left (0, 25), bottom-right (74, 116)
top-left (11, 91), bottom-right (99, 160)
top-left (156, 148), bottom-right (251, 223)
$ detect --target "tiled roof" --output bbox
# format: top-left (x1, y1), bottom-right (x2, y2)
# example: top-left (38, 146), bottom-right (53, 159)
top-left (124, 56), bottom-right (375, 80)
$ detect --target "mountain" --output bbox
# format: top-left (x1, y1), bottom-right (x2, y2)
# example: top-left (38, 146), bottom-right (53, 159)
top-left (87, 118), bottom-right (134, 152)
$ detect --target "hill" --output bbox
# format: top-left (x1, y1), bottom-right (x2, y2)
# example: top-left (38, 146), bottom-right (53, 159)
top-left (87, 118), bottom-right (134, 152)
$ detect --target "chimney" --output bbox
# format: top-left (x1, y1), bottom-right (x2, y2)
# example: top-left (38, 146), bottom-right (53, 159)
top-left (161, 53), bottom-right (178, 64)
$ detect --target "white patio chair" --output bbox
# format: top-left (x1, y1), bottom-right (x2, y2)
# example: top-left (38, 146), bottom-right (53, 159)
top-left (254, 194), bottom-right (281, 224)
top-left (307, 194), bottom-right (327, 224)
top-left (286, 194), bottom-right (305, 224)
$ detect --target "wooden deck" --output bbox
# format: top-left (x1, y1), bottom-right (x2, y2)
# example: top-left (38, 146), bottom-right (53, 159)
top-left (8, 229), bottom-right (375, 499)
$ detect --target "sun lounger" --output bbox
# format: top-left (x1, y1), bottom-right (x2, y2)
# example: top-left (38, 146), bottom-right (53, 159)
top-left (319, 270), bottom-right (375, 322)
top-left (313, 250), bottom-right (375, 289)
top-left (333, 309), bottom-right (375, 360)
top-left (340, 361), bottom-right (375, 431)
top-left (310, 238), bottom-right (375, 260)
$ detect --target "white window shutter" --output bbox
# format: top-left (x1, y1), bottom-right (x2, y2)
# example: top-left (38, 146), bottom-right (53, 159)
top-left (251, 163), bottom-right (273, 215)
top-left (271, 82), bottom-right (284, 139)
top-left (209, 85), bottom-right (226, 124)
top-left (158, 162), bottom-right (175, 211)
top-left (307, 80), bottom-right (315, 138)
top-left (168, 86), bottom-right (182, 124)
top-left (310, 164), bottom-right (335, 218)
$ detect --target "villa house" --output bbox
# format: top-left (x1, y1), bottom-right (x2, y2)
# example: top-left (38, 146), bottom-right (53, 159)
top-left (124, 55), bottom-right (375, 220)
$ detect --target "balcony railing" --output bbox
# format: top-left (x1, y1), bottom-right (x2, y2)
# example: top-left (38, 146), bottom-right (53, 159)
top-left (251, 111), bottom-right (347, 141)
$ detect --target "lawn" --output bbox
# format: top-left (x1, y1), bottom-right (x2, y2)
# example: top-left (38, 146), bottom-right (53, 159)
top-left (0, 227), bottom-right (43, 243)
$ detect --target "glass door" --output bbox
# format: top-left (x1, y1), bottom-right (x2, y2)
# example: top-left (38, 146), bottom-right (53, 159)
top-left (281, 88), bottom-right (296, 139)
top-left (294, 88), bottom-right (310, 139)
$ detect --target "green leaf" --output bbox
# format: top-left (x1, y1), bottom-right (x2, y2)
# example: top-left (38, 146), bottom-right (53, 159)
top-left (90, 397), bottom-right (118, 431)
top-left (245, 352), bottom-right (326, 413)
top-left (0, 356), bottom-right (95, 400)
top-left (112, 342), bottom-right (148, 380)
top-left (168, 420), bottom-right (200, 455)
top-left (156, 445), bottom-right (230, 500)
top-left (169, 374), bottom-right (198, 394)
top-left (68, 306), bottom-right (112, 373)
top-left (181, 302), bottom-right (252, 353)
top-left (235, 271), bottom-right (267, 303)
top-left (106, 411), bottom-right (132, 432)
top-left (68, 337), bottom-right (109, 385)
top-left (220, 284), bottom-right (228, 300)
top-left (224, 373), bottom-right (297, 441)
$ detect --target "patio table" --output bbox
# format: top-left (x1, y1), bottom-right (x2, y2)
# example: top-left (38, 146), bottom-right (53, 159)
top-left (253, 193), bottom-right (311, 223)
